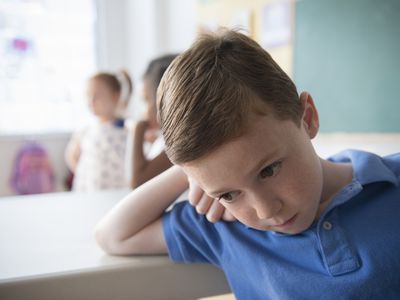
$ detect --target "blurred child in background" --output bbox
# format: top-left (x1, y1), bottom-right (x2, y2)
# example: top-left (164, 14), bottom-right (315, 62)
top-left (65, 70), bottom-right (133, 191)
top-left (131, 54), bottom-right (177, 188)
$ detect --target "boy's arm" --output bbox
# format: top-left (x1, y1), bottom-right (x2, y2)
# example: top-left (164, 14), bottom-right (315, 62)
top-left (95, 165), bottom-right (188, 255)
top-left (131, 120), bottom-right (172, 188)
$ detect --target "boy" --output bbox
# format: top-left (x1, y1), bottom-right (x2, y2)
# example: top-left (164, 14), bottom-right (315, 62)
top-left (95, 29), bottom-right (400, 299)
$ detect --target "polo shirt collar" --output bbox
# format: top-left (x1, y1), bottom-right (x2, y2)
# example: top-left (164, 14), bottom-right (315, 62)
top-left (328, 150), bottom-right (398, 186)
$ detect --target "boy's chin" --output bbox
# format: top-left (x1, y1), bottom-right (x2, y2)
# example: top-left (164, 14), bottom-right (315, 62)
top-left (246, 219), bottom-right (312, 235)
top-left (272, 227), bottom-right (306, 235)
top-left (273, 220), bottom-right (314, 235)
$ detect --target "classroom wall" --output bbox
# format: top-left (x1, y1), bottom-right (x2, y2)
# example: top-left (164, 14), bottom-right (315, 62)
top-left (198, 0), bottom-right (400, 134)
top-left (294, 0), bottom-right (400, 132)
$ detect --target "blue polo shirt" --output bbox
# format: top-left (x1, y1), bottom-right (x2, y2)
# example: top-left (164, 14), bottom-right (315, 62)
top-left (163, 150), bottom-right (400, 299)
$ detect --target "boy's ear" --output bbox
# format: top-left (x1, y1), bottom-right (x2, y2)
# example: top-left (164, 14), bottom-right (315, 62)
top-left (299, 91), bottom-right (319, 139)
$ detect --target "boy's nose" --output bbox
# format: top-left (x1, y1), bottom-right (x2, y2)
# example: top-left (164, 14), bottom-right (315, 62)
top-left (253, 195), bottom-right (283, 220)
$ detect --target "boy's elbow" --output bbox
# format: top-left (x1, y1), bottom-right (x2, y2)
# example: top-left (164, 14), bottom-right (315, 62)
top-left (94, 225), bottom-right (125, 255)
top-left (94, 226), bottom-right (112, 254)
top-left (94, 219), bottom-right (166, 256)
top-left (94, 225), bottom-right (144, 256)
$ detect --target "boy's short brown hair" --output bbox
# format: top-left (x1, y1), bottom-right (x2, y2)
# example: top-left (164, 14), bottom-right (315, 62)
top-left (157, 29), bottom-right (302, 164)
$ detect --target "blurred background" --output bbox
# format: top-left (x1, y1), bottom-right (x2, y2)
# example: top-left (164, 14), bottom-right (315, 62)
top-left (0, 0), bottom-right (399, 196)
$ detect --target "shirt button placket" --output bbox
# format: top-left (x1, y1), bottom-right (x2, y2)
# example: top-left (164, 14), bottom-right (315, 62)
top-left (323, 221), bottom-right (333, 231)
top-left (317, 210), bottom-right (360, 276)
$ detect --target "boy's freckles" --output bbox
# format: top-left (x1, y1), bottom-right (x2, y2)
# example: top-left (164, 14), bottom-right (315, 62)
top-left (183, 114), bottom-right (325, 234)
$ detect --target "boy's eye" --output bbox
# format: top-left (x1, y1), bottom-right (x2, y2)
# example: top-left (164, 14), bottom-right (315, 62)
top-left (260, 161), bottom-right (282, 179)
top-left (218, 191), bottom-right (239, 203)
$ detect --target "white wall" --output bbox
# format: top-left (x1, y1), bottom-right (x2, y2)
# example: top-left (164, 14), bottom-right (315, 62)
top-left (159, 0), bottom-right (197, 54)
top-left (95, 0), bottom-right (129, 71)
top-left (124, 0), bottom-right (197, 119)
top-left (313, 134), bottom-right (400, 159)
top-left (123, 0), bottom-right (197, 78)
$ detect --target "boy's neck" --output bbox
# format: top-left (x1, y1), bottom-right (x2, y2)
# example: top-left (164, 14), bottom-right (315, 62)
top-left (317, 158), bottom-right (354, 217)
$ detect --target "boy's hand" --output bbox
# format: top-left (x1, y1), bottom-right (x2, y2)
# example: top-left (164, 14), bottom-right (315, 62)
top-left (188, 178), bottom-right (236, 223)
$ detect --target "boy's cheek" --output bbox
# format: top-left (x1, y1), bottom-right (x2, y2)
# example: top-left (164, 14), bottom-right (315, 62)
top-left (223, 204), bottom-right (243, 219)
top-left (222, 208), bottom-right (237, 222)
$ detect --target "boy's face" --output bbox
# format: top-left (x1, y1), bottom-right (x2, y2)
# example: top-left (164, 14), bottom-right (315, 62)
top-left (182, 94), bottom-right (324, 234)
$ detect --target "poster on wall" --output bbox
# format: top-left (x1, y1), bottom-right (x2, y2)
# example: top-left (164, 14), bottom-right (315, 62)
top-left (261, 0), bottom-right (292, 48)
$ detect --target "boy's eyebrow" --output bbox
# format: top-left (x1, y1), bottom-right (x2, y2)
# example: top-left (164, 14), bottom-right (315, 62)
top-left (207, 150), bottom-right (278, 197)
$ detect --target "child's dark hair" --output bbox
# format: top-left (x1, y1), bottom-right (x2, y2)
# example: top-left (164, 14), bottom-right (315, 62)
top-left (157, 29), bottom-right (302, 164)
top-left (143, 54), bottom-right (178, 103)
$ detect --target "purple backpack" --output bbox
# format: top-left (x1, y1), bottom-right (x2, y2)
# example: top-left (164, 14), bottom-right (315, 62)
top-left (10, 143), bottom-right (55, 195)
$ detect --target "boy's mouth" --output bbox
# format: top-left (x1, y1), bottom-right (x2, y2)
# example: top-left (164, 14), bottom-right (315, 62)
top-left (273, 214), bottom-right (298, 228)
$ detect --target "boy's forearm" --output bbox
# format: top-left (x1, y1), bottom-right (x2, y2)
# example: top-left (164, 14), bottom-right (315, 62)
top-left (95, 166), bottom-right (188, 249)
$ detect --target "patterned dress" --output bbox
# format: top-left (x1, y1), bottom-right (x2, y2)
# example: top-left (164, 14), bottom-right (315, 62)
top-left (73, 120), bottom-right (129, 191)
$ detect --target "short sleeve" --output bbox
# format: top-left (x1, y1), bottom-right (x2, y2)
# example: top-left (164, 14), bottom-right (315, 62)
top-left (162, 201), bottom-right (222, 267)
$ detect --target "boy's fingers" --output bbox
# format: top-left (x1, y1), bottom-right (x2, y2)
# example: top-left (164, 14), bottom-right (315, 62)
top-left (222, 209), bottom-right (237, 222)
top-left (206, 200), bottom-right (225, 223)
top-left (195, 193), bottom-right (214, 215)
top-left (188, 178), bottom-right (235, 222)
top-left (188, 179), bottom-right (203, 206)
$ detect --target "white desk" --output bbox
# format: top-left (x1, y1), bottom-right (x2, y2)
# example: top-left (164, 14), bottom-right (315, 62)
top-left (0, 190), bottom-right (230, 300)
